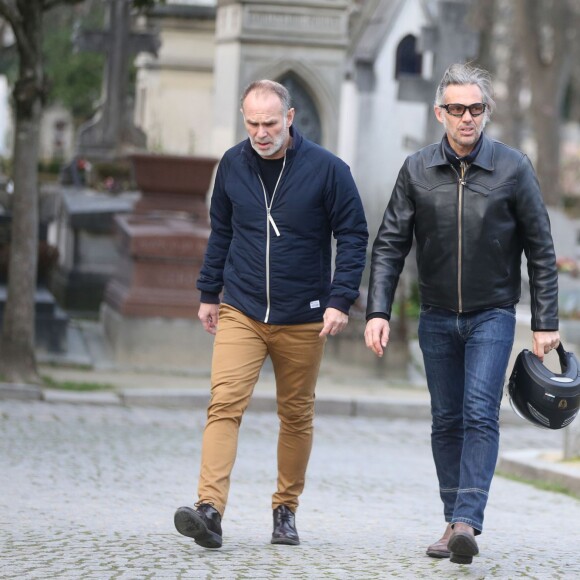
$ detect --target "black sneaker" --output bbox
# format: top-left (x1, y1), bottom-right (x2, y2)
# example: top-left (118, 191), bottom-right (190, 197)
top-left (271, 505), bottom-right (300, 545)
top-left (174, 504), bottom-right (222, 549)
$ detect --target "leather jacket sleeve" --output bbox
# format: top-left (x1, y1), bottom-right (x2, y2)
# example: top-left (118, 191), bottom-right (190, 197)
top-left (515, 155), bottom-right (559, 331)
top-left (366, 160), bottom-right (414, 320)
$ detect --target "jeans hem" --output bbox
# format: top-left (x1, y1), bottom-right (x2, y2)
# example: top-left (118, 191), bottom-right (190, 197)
top-left (452, 517), bottom-right (482, 535)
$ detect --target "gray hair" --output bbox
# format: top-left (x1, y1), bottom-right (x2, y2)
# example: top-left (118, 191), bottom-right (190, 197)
top-left (240, 80), bottom-right (292, 113)
top-left (435, 63), bottom-right (496, 116)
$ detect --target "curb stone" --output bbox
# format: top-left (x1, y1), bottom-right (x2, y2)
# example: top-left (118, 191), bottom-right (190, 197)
top-left (0, 383), bottom-right (43, 401)
top-left (498, 449), bottom-right (580, 497)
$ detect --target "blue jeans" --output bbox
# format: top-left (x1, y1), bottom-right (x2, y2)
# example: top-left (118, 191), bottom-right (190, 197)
top-left (418, 305), bottom-right (516, 534)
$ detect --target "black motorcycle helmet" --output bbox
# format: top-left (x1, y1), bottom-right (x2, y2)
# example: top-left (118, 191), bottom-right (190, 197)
top-left (508, 342), bottom-right (580, 429)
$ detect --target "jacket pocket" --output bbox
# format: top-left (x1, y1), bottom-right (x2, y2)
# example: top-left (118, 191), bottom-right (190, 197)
top-left (465, 182), bottom-right (489, 197)
top-left (492, 239), bottom-right (510, 280)
top-left (418, 238), bottom-right (433, 274)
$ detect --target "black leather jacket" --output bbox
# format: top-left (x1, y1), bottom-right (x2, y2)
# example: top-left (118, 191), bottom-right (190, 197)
top-left (367, 134), bottom-right (558, 331)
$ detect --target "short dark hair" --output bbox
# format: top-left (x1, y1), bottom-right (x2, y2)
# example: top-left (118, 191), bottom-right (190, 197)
top-left (435, 63), bottom-right (496, 115)
top-left (240, 80), bottom-right (292, 113)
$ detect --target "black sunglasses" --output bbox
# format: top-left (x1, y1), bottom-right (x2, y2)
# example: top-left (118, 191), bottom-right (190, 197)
top-left (438, 103), bottom-right (487, 117)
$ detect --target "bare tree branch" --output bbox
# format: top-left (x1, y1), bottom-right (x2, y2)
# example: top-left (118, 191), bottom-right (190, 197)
top-left (0, 2), bottom-right (36, 69)
top-left (42, 0), bottom-right (80, 10)
top-left (42, 0), bottom-right (63, 9)
top-left (550, 0), bottom-right (573, 98)
top-left (0, 0), bottom-right (19, 27)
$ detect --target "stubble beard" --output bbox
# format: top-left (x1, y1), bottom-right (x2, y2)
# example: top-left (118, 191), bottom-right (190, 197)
top-left (252, 119), bottom-right (288, 158)
top-left (443, 115), bottom-right (487, 154)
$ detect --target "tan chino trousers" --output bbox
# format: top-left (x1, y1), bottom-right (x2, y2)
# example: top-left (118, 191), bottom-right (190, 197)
top-left (197, 304), bottom-right (326, 516)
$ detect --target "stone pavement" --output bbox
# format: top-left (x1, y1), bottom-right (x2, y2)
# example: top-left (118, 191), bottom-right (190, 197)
top-left (1, 317), bottom-right (580, 577)
top-left (1, 398), bottom-right (580, 579)
top-left (15, 353), bottom-right (580, 500)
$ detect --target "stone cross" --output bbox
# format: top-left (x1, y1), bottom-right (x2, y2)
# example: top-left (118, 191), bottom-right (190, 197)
top-left (397, 0), bottom-right (479, 145)
top-left (74, 0), bottom-right (160, 161)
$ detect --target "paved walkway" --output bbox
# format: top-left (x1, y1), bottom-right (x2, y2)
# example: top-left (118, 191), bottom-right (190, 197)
top-left (1, 398), bottom-right (579, 579)
top-left (21, 359), bottom-right (580, 501)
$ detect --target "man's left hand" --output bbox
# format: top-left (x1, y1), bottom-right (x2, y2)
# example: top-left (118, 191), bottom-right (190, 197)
top-left (532, 330), bottom-right (561, 362)
top-left (320, 307), bottom-right (348, 337)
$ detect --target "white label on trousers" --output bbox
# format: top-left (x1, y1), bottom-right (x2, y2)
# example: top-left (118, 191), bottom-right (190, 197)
top-left (310, 300), bottom-right (320, 309)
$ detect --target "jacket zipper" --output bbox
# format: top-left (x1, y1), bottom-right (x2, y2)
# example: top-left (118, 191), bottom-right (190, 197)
top-left (257, 154), bottom-right (286, 323)
top-left (452, 161), bottom-right (468, 312)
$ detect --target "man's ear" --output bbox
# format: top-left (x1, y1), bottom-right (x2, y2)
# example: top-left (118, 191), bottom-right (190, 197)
top-left (287, 107), bottom-right (295, 127)
top-left (434, 105), bottom-right (444, 124)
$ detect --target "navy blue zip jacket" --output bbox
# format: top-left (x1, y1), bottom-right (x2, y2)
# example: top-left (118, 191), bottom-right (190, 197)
top-left (197, 127), bottom-right (368, 325)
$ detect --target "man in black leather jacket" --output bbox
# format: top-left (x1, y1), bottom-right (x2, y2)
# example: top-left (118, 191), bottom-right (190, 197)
top-left (365, 63), bottom-right (560, 565)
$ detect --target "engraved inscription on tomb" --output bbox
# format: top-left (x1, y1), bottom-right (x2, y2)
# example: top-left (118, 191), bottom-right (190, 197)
top-left (245, 10), bottom-right (342, 35)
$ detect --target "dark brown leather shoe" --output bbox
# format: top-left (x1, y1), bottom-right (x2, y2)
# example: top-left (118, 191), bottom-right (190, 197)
top-left (174, 504), bottom-right (222, 549)
top-left (271, 505), bottom-right (300, 545)
top-left (426, 523), bottom-right (452, 558)
top-left (448, 530), bottom-right (479, 564)
top-left (426, 537), bottom-right (451, 558)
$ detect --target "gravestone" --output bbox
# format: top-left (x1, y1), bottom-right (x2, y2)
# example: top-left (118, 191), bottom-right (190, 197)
top-left (0, 286), bottom-right (68, 353)
top-left (101, 154), bottom-right (218, 369)
top-left (49, 186), bottom-right (138, 315)
top-left (74, 0), bottom-right (160, 161)
top-left (130, 153), bottom-right (216, 221)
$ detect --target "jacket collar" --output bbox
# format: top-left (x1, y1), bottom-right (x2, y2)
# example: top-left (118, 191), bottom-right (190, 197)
top-left (426, 132), bottom-right (494, 171)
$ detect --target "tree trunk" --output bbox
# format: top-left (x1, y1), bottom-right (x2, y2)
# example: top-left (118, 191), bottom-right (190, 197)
top-left (514, 0), bottom-right (573, 207)
top-left (530, 82), bottom-right (563, 207)
top-left (0, 1), bottom-right (43, 384)
top-left (469, 0), bottom-right (497, 75)
top-left (502, 46), bottom-right (525, 150)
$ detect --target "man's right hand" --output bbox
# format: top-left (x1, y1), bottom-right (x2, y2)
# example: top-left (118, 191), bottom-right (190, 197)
top-left (364, 318), bottom-right (390, 358)
top-left (199, 303), bottom-right (220, 335)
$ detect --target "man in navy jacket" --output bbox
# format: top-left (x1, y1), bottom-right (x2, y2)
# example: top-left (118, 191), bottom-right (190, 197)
top-left (175, 80), bottom-right (368, 549)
